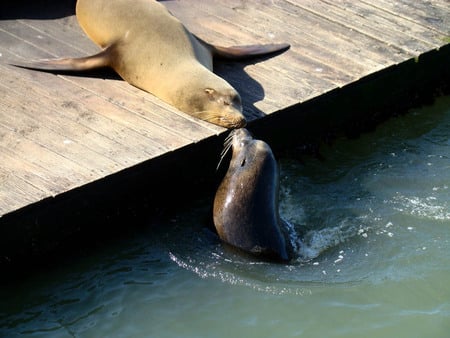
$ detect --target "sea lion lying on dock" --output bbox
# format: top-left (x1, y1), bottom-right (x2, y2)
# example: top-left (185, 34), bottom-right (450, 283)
top-left (14, 0), bottom-right (289, 129)
top-left (213, 128), bottom-right (295, 261)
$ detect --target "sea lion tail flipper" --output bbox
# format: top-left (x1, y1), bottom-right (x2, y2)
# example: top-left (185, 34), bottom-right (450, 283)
top-left (210, 43), bottom-right (290, 60)
top-left (11, 47), bottom-right (112, 72)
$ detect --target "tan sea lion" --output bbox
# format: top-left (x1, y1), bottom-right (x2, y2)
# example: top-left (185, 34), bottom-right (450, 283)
top-left (213, 128), bottom-right (295, 261)
top-left (14, 0), bottom-right (290, 128)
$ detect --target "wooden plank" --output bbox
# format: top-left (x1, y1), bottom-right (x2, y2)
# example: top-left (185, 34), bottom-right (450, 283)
top-left (0, 124), bottom-right (93, 187)
top-left (0, 169), bottom-right (50, 214)
top-left (285, 0), bottom-right (437, 56)
top-left (17, 16), bottom-right (99, 55)
top-left (366, 0), bottom-right (450, 36)
top-left (0, 64), bottom-right (165, 160)
top-left (0, 25), bottom-right (54, 60)
top-left (331, 0), bottom-right (447, 48)
top-left (0, 82), bottom-right (131, 169)
top-left (1, 19), bottom-right (76, 58)
top-left (0, 63), bottom-right (176, 155)
top-left (1, 149), bottom-right (60, 197)
top-left (275, 5), bottom-right (408, 67)
top-left (0, 86), bottom-right (123, 174)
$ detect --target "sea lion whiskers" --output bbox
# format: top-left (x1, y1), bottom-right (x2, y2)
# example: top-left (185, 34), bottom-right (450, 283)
top-left (216, 129), bottom-right (236, 170)
top-left (193, 110), bottom-right (246, 129)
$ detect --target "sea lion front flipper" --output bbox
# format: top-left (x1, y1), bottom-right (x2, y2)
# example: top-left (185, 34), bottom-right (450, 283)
top-left (11, 46), bottom-right (113, 72)
top-left (211, 43), bottom-right (290, 60)
top-left (195, 35), bottom-right (290, 60)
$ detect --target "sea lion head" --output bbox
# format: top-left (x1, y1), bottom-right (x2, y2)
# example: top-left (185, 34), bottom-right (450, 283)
top-left (198, 87), bottom-right (246, 129)
top-left (213, 128), bottom-right (291, 260)
top-left (174, 72), bottom-right (247, 129)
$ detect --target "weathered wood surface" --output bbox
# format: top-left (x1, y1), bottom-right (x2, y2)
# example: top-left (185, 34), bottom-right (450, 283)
top-left (0, 0), bottom-right (449, 217)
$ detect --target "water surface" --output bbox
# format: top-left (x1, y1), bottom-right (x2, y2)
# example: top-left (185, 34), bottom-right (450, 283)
top-left (1, 96), bottom-right (450, 337)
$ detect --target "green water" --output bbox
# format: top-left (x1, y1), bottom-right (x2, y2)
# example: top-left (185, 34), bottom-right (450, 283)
top-left (1, 96), bottom-right (450, 337)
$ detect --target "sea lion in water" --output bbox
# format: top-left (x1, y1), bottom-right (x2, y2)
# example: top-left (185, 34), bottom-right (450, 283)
top-left (213, 128), bottom-right (294, 261)
top-left (14, 0), bottom-right (290, 128)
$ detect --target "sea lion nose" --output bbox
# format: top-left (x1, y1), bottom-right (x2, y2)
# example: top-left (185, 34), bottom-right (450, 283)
top-left (235, 117), bottom-right (247, 128)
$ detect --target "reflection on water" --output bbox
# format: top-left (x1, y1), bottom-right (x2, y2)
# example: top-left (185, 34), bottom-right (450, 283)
top-left (1, 96), bottom-right (450, 337)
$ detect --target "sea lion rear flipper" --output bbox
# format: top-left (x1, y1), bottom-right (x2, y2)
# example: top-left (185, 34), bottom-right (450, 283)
top-left (11, 47), bottom-right (112, 72)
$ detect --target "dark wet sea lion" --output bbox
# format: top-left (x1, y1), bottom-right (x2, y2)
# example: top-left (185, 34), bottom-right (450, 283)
top-left (213, 128), bottom-right (294, 261)
top-left (13, 0), bottom-right (290, 129)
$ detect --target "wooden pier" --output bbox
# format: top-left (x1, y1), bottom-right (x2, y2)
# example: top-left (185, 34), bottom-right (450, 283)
top-left (1, 0), bottom-right (449, 269)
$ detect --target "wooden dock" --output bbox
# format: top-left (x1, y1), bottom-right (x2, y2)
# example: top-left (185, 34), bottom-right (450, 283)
top-left (1, 0), bottom-right (449, 269)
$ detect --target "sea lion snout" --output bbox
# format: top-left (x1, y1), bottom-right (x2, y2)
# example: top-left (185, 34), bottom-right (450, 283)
top-left (220, 109), bottom-right (247, 128)
top-left (190, 87), bottom-right (246, 128)
top-left (232, 127), bottom-right (253, 142)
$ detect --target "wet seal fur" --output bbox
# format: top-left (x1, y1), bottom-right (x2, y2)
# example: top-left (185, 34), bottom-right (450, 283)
top-left (213, 128), bottom-right (295, 261)
top-left (13, 0), bottom-right (290, 129)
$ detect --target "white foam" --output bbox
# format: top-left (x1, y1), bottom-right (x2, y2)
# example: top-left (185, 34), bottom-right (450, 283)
top-left (393, 194), bottom-right (450, 220)
top-left (294, 220), bottom-right (366, 261)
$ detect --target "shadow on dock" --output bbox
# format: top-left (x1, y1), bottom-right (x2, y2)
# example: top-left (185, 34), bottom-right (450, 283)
top-left (0, 0), bottom-right (76, 20)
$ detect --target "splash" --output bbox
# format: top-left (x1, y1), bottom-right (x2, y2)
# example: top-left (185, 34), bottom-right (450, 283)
top-left (391, 193), bottom-right (450, 221)
top-left (295, 219), bottom-right (368, 261)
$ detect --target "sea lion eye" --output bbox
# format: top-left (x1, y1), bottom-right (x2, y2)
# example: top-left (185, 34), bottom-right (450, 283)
top-left (205, 88), bottom-right (215, 96)
top-left (241, 158), bottom-right (246, 167)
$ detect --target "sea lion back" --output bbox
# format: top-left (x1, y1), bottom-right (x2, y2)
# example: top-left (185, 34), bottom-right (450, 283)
top-left (75, 0), bottom-right (189, 51)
